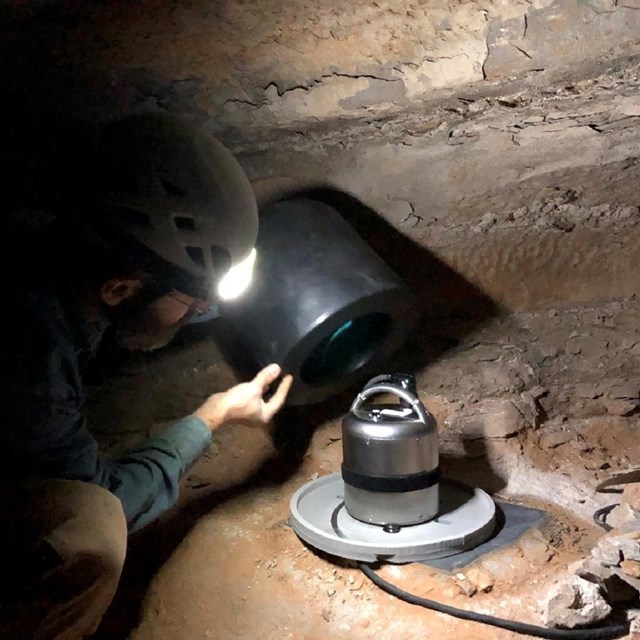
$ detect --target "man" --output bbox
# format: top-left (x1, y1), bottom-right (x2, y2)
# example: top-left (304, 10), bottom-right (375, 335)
top-left (0, 113), bottom-right (293, 639)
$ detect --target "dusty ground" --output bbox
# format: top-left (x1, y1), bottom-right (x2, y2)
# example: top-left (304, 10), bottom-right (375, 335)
top-left (87, 294), bottom-right (640, 639)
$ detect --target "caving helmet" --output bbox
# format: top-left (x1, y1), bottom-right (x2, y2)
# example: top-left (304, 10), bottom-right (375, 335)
top-left (75, 112), bottom-right (259, 301)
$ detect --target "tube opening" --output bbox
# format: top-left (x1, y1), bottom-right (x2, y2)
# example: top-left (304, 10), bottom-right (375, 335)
top-left (300, 312), bottom-right (392, 386)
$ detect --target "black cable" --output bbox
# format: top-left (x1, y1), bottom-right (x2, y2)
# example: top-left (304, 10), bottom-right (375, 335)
top-left (593, 504), bottom-right (618, 532)
top-left (358, 562), bottom-right (629, 640)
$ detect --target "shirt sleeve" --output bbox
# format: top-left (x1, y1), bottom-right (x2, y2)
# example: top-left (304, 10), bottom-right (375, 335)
top-left (0, 292), bottom-right (213, 533)
top-left (2, 371), bottom-right (212, 532)
top-left (96, 416), bottom-right (212, 532)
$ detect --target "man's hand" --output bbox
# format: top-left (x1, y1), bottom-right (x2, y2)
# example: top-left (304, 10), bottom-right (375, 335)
top-left (194, 364), bottom-right (293, 431)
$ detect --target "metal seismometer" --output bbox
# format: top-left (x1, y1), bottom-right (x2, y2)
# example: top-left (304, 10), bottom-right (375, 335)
top-left (289, 375), bottom-right (630, 639)
top-left (290, 373), bottom-right (496, 562)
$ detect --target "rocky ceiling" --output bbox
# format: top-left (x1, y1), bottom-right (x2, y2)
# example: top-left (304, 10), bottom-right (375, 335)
top-left (3, 0), bottom-right (640, 311)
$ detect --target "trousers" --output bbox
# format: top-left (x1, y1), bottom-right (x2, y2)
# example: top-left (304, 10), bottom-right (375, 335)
top-left (0, 479), bottom-right (127, 640)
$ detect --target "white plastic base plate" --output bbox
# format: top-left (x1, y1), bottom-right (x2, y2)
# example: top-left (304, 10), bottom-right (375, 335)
top-left (289, 473), bottom-right (496, 563)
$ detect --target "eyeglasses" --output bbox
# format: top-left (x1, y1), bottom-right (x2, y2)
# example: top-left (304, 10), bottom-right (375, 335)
top-left (167, 292), bottom-right (216, 317)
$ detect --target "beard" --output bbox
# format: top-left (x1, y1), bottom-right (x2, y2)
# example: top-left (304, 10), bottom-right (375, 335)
top-left (104, 293), bottom-right (188, 352)
top-left (116, 319), bottom-right (183, 352)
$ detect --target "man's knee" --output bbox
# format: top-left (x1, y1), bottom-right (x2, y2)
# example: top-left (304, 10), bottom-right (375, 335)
top-left (0, 480), bottom-right (128, 640)
top-left (47, 481), bottom-right (128, 581)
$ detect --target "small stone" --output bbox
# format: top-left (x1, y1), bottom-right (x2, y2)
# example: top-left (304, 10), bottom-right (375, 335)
top-left (606, 504), bottom-right (637, 530)
top-left (466, 566), bottom-right (495, 593)
top-left (592, 541), bottom-right (622, 567)
top-left (541, 576), bottom-right (611, 629)
top-left (605, 533), bottom-right (640, 562)
top-left (478, 213), bottom-right (497, 231)
top-left (322, 608), bottom-right (331, 622)
top-left (453, 576), bottom-right (477, 597)
top-left (327, 588), bottom-right (336, 597)
top-left (571, 558), bottom-right (638, 605)
top-left (621, 560), bottom-right (640, 579)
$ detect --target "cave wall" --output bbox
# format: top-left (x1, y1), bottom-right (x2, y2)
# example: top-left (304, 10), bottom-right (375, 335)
top-left (3, 0), bottom-right (640, 313)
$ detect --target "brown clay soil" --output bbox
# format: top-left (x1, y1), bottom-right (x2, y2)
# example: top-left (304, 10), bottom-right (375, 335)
top-left (88, 296), bottom-right (640, 639)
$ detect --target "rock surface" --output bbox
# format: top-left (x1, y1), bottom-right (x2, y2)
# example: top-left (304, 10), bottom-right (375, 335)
top-left (541, 576), bottom-right (612, 629)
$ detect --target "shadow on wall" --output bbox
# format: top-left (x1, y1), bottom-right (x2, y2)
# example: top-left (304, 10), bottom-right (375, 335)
top-left (179, 186), bottom-right (505, 484)
top-left (253, 187), bottom-right (505, 485)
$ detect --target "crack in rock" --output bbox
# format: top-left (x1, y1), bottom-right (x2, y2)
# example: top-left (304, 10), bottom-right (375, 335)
top-left (264, 72), bottom-right (399, 98)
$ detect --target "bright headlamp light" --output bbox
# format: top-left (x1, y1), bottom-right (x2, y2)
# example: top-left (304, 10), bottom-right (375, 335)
top-left (217, 248), bottom-right (257, 301)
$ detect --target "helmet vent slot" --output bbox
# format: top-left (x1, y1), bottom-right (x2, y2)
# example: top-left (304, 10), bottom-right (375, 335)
top-left (185, 246), bottom-right (206, 269)
top-left (160, 178), bottom-right (186, 198)
top-left (174, 216), bottom-right (196, 231)
top-left (115, 206), bottom-right (151, 228)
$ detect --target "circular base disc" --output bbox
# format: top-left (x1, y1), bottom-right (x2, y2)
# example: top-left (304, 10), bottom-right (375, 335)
top-left (289, 473), bottom-right (496, 563)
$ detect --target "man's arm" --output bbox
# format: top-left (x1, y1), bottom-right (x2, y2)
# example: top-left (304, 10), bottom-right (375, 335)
top-left (2, 357), bottom-right (291, 533)
top-left (100, 363), bottom-right (292, 531)
top-left (2, 286), bottom-right (292, 532)
top-left (97, 415), bottom-right (213, 532)
top-left (0, 382), bottom-right (211, 532)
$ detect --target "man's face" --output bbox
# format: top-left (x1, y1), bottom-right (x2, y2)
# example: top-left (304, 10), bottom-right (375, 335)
top-left (108, 289), bottom-right (212, 352)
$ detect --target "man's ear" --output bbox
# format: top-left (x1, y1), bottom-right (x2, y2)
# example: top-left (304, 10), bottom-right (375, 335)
top-left (100, 277), bottom-right (145, 307)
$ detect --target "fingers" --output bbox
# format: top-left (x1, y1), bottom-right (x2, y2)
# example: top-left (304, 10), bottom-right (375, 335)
top-left (263, 374), bottom-right (293, 421)
top-left (252, 363), bottom-right (282, 391)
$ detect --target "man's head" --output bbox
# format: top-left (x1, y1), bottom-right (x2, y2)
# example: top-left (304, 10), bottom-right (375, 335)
top-left (59, 112), bottom-right (259, 350)
top-left (96, 273), bottom-right (212, 351)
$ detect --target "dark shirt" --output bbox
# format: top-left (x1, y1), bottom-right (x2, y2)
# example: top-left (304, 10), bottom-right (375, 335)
top-left (0, 284), bottom-right (211, 532)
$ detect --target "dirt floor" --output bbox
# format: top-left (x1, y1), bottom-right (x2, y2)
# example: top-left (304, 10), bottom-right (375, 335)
top-left (87, 295), bottom-right (640, 639)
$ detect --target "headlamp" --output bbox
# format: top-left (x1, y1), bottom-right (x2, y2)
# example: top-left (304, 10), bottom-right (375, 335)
top-left (217, 248), bottom-right (257, 301)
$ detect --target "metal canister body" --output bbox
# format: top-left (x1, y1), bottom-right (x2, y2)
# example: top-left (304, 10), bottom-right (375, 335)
top-left (342, 377), bottom-right (439, 526)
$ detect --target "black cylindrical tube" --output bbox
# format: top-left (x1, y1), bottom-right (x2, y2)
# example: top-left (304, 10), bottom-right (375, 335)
top-left (220, 198), bottom-right (416, 405)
